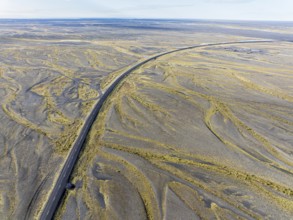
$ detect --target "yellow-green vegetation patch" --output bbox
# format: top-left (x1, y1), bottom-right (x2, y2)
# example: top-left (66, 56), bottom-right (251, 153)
top-left (59, 41), bottom-right (293, 220)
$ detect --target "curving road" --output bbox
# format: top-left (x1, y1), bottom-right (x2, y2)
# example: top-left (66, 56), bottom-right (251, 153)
top-left (40, 40), bottom-right (274, 220)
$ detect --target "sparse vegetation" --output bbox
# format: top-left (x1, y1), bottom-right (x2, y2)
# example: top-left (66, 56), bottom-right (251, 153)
top-left (0, 19), bottom-right (292, 220)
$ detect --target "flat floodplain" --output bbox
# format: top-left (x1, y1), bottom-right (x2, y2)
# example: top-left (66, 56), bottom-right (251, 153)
top-left (0, 19), bottom-right (292, 219)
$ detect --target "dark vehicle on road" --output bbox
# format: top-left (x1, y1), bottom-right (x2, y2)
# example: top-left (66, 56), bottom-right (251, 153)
top-left (65, 183), bottom-right (75, 190)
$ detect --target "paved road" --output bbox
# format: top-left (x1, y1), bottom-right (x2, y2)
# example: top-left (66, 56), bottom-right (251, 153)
top-left (39, 40), bottom-right (274, 220)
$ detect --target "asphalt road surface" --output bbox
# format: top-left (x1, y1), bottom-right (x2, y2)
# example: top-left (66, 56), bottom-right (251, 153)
top-left (39, 40), bottom-right (274, 220)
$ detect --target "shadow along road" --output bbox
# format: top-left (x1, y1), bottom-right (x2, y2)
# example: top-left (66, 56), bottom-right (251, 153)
top-left (40, 40), bottom-right (274, 220)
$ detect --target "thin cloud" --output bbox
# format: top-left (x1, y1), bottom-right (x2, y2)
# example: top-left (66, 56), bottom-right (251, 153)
top-left (128, 4), bottom-right (194, 11)
top-left (205, 0), bottom-right (255, 3)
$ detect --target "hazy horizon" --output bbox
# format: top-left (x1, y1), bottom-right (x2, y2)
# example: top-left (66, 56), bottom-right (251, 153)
top-left (1, 18), bottom-right (293, 23)
top-left (0, 0), bottom-right (292, 21)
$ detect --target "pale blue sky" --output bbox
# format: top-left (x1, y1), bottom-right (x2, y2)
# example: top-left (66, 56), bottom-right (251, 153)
top-left (0, 0), bottom-right (292, 21)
